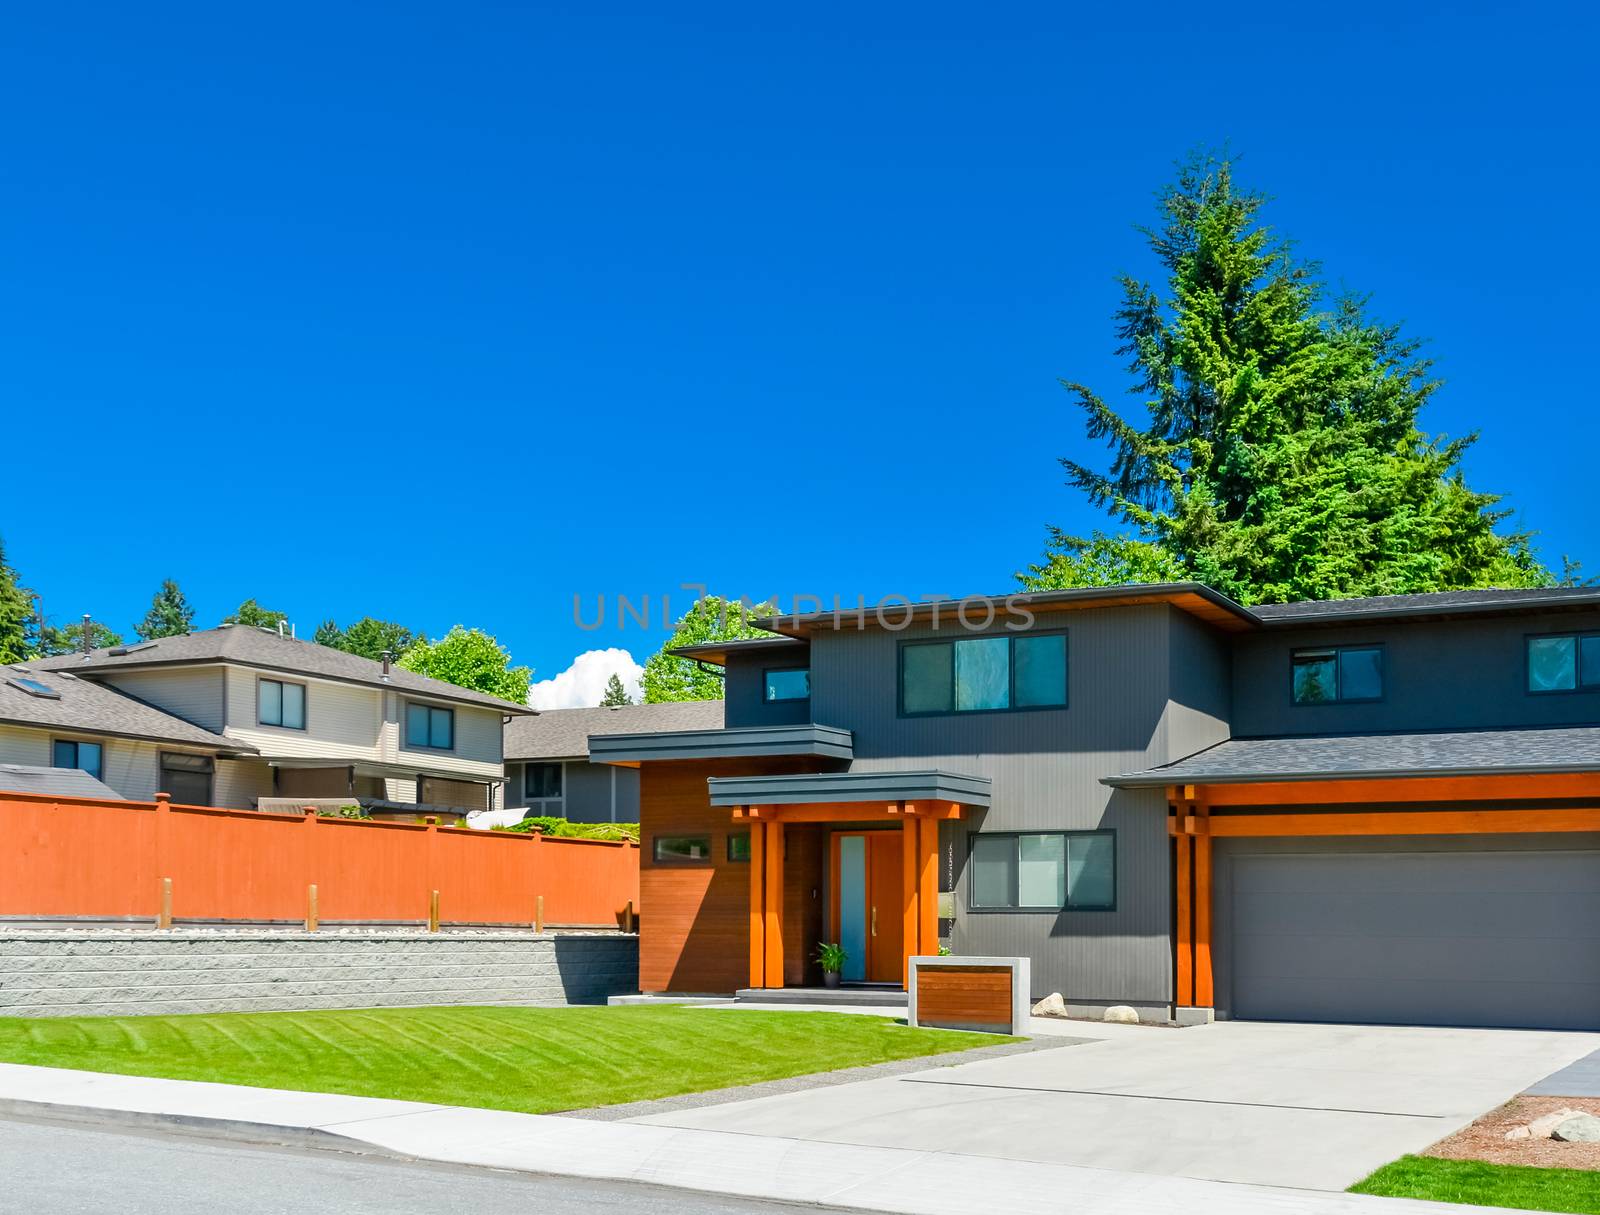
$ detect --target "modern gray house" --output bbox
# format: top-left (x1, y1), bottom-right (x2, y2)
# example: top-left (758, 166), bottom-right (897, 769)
top-left (591, 584), bottom-right (1600, 1030)
top-left (503, 700), bottom-right (723, 822)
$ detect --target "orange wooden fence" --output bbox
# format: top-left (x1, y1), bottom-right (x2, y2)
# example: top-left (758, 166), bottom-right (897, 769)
top-left (0, 791), bottom-right (639, 928)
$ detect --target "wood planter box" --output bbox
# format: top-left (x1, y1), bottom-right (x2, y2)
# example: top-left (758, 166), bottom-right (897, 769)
top-left (907, 955), bottom-right (1030, 1035)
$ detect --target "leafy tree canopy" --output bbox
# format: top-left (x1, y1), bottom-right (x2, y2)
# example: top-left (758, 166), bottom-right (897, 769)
top-left (642, 596), bottom-right (777, 703)
top-left (37, 620), bottom-right (124, 657)
top-left (1028, 150), bottom-right (1562, 604)
top-left (397, 626), bottom-right (531, 703)
top-left (598, 672), bottom-right (632, 707)
top-left (0, 539), bottom-right (33, 664)
top-left (316, 616), bottom-right (421, 662)
top-left (136, 579), bottom-right (195, 640)
top-left (224, 598), bottom-right (290, 629)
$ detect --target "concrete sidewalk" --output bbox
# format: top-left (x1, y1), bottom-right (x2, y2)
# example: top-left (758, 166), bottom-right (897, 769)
top-left (0, 1062), bottom-right (1534, 1215)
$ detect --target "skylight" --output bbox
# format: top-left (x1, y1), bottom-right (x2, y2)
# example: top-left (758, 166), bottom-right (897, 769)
top-left (7, 677), bottom-right (61, 700)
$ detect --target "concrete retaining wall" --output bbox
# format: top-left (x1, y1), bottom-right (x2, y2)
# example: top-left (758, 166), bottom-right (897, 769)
top-left (0, 930), bottom-right (639, 1017)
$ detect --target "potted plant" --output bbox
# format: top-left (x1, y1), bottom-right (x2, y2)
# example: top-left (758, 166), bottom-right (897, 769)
top-left (815, 942), bottom-right (848, 989)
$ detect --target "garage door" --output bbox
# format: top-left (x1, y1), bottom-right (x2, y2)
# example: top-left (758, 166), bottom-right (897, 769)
top-left (1231, 849), bottom-right (1600, 1030)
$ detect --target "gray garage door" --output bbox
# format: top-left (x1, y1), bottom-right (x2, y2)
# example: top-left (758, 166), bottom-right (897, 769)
top-left (1232, 849), bottom-right (1600, 1030)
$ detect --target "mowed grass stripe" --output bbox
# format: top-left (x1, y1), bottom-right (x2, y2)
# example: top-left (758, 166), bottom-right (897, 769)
top-left (0, 1005), bottom-right (1008, 1113)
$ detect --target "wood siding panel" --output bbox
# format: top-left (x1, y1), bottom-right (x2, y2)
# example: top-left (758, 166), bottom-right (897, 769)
top-left (915, 965), bottom-right (1014, 1031)
top-left (638, 758), bottom-right (820, 993)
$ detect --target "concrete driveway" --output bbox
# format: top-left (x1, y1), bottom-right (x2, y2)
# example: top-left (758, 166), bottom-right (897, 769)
top-left (628, 1019), bottom-right (1600, 1191)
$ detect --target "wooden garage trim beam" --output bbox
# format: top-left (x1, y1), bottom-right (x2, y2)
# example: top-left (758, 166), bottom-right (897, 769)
top-left (1190, 772), bottom-right (1600, 807)
top-left (1209, 807), bottom-right (1600, 837)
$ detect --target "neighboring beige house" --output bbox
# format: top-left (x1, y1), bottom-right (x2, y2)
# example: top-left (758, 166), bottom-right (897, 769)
top-left (0, 662), bottom-right (254, 802)
top-left (29, 625), bottom-right (533, 812)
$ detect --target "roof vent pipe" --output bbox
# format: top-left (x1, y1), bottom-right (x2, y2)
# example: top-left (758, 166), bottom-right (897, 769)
top-left (81, 614), bottom-right (93, 655)
top-left (277, 621), bottom-right (284, 638)
top-left (380, 650), bottom-right (392, 679)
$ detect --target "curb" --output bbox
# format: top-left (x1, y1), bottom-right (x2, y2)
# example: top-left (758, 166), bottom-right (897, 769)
top-left (0, 1095), bottom-right (408, 1159)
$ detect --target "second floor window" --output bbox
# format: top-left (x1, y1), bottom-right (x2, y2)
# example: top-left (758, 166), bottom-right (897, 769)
top-left (900, 632), bottom-right (1067, 715)
top-left (52, 738), bottom-right (103, 780)
top-left (1291, 646), bottom-right (1383, 704)
top-left (524, 762), bottom-right (563, 804)
top-left (764, 668), bottom-right (810, 701)
top-left (1528, 633), bottom-right (1600, 693)
top-left (405, 702), bottom-right (454, 750)
top-left (257, 678), bottom-right (306, 729)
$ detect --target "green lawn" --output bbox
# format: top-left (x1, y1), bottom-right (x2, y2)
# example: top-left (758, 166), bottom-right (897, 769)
top-left (0, 1005), bottom-right (1008, 1114)
top-left (1351, 1155), bottom-right (1600, 1213)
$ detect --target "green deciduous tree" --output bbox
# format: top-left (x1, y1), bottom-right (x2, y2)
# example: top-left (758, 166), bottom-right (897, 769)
top-left (223, 599), bottom-right (290, 629)
top-left (37, 620), bottom-right (125, 656)
top-left (642, 597), bottom-right (777, 703)
top-left (598, 672), bottom-right (632, 707)
top-left (397, 626), bottom-right (531, 703)
top-left (1030, 150), bottom-right (1559, 604)
top-left (315, 616), bottom-right (421, 662)
top-left (136, 579), bottom-right (195, 640)
top-left (0, 539), bottom-right (33, 664)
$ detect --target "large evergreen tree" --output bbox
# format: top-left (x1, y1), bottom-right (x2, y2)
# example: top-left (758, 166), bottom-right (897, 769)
top-left (598, 672), bottom-right (632, 707)
top-left (1029, 151), bottom-right (1555, 604)
top-left (315, 616), bottom-right (420, 661)
top-left (0, 539), bottom-right (35, 664)
top-left (136, 579), bottom-right (195, 639)
top-left (223, 598), bottom-right (289, 629)
top-left (641, 597), bottom-right (777, 703)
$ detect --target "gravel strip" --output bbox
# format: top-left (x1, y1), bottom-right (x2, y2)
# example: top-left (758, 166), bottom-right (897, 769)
top-left (1425, 1095), bottom-right (1600, 1170)
top-left (567, 1033), bottom-right (1085, 1121)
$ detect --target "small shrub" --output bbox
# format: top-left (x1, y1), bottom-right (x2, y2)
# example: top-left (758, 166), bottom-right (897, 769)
top-left (316, 804), bottom-right (369, 820)
top-left (498, 816), bottom-right (639, 843)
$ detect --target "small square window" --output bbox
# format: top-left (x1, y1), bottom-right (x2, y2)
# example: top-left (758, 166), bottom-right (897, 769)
top-left (258, 678), bottom-right (306, 729)
top-left (764, 668), bottom-right (810, 701)
top-left (1528, 634), bottom-right (1599, 694)
top-left (1292, 646), bottom-right (1382, 704)
top-left (52, 739), bottom-right (103, 781)
top-left (406, 703), bottom-right (454, 749)
top-left (727, 832), bottom-right (752, 862)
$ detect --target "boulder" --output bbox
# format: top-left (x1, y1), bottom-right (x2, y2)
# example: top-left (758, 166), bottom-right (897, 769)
top-left (1503, 1125), bottom-right (1533, 1141)
top-left (1523, 1108), bottom-right (1587, 1140)
top-left (1103, 1005), bottom-right (1141, 1024)
top-left (1031, 992), bottom-right (1068, 1019)
top-left (1553, 1114), bottom-right (1600, 1143)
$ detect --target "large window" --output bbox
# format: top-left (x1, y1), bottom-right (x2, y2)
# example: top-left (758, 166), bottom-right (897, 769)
top-left (900, 632), bottom-right (1067, 716)
top-left (969, 831), bottom-right (1114, 911)
top-left (405, 702), bottom-right (454, 750)
top-left (1528, 633), bottom-right (1600, 693)
top-left (1291, 646), bottom-right (1383, 704)
top-left (160, 752), bottom-right (214, 805)
top-left (764, 668), bottom-right (810, 702)
top-left (653, 835), bottom-right (712, 863)
top-left (51, 738), bottom-right (103, 781)
top-left (523, 761), bottom-right (563, 810)
top-left (257, 678), bottom-right (306, 729)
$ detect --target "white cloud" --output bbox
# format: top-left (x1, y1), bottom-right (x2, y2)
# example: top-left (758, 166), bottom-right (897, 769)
top-left (526, 647), bottom-right (643, 710)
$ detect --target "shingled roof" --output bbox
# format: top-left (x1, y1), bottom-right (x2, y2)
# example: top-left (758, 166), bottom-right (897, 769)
top-left (33, 626), bottom-right (534, 714)
top-left (0, 666), bottom-right (252, 753)
top-left (1107, 725), bottom-right (1600, 786)
top-left (1251, 587), bottom-right (1600, 625)
top-left (0, 763), bottom-right (126, 799)
top-left (505, 700), bottom-right (725, 761)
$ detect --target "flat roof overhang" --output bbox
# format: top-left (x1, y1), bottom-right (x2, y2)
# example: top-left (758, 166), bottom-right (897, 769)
top-left (707, 768), bottom-right (990, 809)
top-left (588, 723), bottom-right (853, 766)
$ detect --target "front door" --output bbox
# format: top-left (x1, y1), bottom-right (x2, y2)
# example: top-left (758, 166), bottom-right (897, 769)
top-left (832, 831), bottom-right (904, 983)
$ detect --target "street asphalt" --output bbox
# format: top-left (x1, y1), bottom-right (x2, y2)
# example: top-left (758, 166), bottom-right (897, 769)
top-left (0, 1113), bottom-right (830, 1215)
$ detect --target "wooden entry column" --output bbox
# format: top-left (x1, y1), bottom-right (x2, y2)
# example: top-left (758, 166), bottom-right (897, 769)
top-left (745, 815), bottom-right (786, 989)
top-left (1169, 792), bottom-right (1212, 1009)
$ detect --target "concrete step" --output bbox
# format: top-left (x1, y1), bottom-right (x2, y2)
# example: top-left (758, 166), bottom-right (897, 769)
top-left (735, 986), bottom-right (907, 1008)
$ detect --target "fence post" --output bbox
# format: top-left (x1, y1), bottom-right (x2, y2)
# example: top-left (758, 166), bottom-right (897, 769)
top-left (424, 815), bottom-right (438, 930)
top-left (303, 807), bottom-right (318, 931)
top-left (154, 793), bottom-right (173, 928)
top-left (534, 894), bottom-right (544, 934)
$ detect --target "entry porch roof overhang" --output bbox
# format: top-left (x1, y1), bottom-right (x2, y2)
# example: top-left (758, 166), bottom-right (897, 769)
top-left (707, 768), bottom-right (990, 809)
top-left (589, 723), bottom-right (853, 765)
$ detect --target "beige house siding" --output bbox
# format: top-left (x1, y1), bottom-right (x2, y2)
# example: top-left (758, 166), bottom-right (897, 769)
top-left (221, 666), bottom-right (384, 762)
top-left (95, 667), bottom-right (227, 733)
top-left (213, 758), bottom-right (275, 809)
top-left (0, 725), bottom-right (184, 802)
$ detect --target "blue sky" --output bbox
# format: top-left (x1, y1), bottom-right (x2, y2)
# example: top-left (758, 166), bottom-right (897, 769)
top-left (2, 3), bottom-right (1594, 701)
